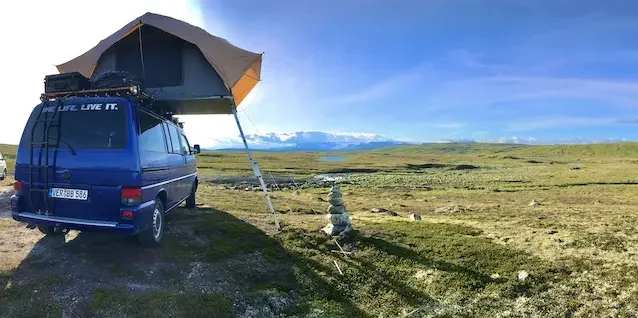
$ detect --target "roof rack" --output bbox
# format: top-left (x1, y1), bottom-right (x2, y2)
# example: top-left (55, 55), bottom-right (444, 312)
top-left (39, 85), bottom-right (185, 126)
top-left (40, 86), bottom-right (151, 103)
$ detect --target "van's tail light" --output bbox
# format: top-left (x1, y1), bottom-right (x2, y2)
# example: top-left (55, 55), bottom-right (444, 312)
top-left (121, 188), bottom-right (141, 206)
top-left (13, 181), bottom-right (22, 196)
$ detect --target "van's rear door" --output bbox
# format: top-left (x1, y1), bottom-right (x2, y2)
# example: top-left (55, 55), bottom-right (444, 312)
top-left (15, 98), bottom-right (140, 222)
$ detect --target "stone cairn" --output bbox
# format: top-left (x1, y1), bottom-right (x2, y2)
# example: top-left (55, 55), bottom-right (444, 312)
top-left (321, 185), bottom-right (352, 236)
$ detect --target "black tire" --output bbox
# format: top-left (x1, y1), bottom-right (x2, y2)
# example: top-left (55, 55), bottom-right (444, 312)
top-left (0, 169), bottom-right (6, 181)
top-left (137, 199), bottom-right (165, 247)
top-left (185, 193), bottom-right (196, 208)
top-left (185, 180), bottom-right (197, 208)
top-left (38, 225), bottom-right (67, 235)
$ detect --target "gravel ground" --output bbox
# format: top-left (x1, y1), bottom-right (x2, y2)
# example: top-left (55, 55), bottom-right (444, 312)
top-left (0, 186), bottom-right (12, 218)
top-left (1, 205), bottom-right (299, 317)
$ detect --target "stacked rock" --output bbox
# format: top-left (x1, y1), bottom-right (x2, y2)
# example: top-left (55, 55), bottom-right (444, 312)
top-left (321, 185), bottom-right (352, 236)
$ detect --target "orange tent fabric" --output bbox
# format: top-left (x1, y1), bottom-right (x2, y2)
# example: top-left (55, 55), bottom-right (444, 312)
top-left (56, 12), bottom-right (262, 108)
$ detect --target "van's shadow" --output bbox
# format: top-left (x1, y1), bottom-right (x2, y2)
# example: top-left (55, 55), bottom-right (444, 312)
top-left (5, 207), bottom-right (370, 317)
top-left (9, 206), bottom-right (515, 317)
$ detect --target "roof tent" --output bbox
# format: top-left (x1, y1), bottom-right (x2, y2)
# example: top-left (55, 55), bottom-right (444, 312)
top-left (54, 12), bottom-right (279, 230)
top-left (56, 12), bottom-right (263, 115)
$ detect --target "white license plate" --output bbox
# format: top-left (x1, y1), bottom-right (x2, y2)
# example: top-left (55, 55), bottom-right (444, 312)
top-left (50, 188), bottom-right (89, 201)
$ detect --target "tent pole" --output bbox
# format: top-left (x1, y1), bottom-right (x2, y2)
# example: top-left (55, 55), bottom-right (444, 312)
top-left (231, 106), bottom-right (281, 231)
top-left (137, 22), bottom-right (146, 82)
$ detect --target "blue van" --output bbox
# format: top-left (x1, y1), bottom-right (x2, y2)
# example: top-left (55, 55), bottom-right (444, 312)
top-left (11, 95), bottom-right (200, 247)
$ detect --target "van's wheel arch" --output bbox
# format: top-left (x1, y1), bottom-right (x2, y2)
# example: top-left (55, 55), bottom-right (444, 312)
top-left (137, 199), bottom-right (165, 247)
top-left (185, 178), bottom-right (198, 208)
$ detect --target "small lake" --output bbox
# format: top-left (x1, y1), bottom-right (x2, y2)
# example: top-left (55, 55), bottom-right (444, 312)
top-left (319, 155), bottom-right (348, 162)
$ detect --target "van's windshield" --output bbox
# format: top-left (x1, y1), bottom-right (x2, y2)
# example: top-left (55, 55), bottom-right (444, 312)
top-left (20, 101), bottom-right (128, 150)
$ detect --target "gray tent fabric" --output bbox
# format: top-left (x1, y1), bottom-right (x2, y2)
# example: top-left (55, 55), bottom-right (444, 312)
top-left (56, 12), bottom-right (262, 114)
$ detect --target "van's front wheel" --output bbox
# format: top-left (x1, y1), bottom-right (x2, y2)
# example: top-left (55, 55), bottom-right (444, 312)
top-left (137, 200), bottom-right (165, 247)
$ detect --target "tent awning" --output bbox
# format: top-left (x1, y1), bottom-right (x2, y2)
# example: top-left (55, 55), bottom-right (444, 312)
top-left (55, 12), bottom-right (262, 108)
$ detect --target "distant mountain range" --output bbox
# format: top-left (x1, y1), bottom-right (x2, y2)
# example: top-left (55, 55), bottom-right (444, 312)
top-left (205, 131), bottom-right (631, 152)
top-left (209, 131), bottom-right (410, 151)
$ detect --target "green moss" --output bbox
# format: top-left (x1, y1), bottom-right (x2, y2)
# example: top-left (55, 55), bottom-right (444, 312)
top-left (163, 210), bottom-right (288, 263)
top-left (276, 222), bottom-right (561, 317)
top-left (296, 298), bottom-right (366, 318)
top-left (581, 232), bottom-right (628, 252)
top-left (0, 270), bottom-right (11, 289)
top-left (0, 275), bottom-right (67, 317)
top-left (89, 289), bottom-right (234, 318)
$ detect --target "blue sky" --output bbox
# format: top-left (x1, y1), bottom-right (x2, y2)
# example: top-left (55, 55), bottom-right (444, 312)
top-left (193, 0), bottom-right (638, 144)
top-left (2, 0), bottom-right (638, 146)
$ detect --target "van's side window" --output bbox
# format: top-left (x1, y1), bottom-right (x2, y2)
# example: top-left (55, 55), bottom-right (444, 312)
top-left (137, 110), bottom-right (167, 153)
top-left (167, 125), bottom-right (182, 154)
top-left (179, 133), bottom-right (191, 155)
top-left (161, 123), bottom-right (172, 152)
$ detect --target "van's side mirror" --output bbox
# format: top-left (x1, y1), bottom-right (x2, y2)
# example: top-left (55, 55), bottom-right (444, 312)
top-left (193, 144), bottom-right (201, 154)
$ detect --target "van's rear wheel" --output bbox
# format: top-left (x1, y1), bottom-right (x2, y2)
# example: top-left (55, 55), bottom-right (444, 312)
top-left (0, 169), bottom-right (6, 180)
top-left (185, 180), bottom-right (197, 208)
top-left (185, 194), bottom-right (195, 208)
top-left (137, 200), bottom-right (165, 247)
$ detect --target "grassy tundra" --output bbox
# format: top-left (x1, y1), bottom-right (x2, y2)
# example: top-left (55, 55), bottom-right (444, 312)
top-left (2, 142), bottom-right (638, 317)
